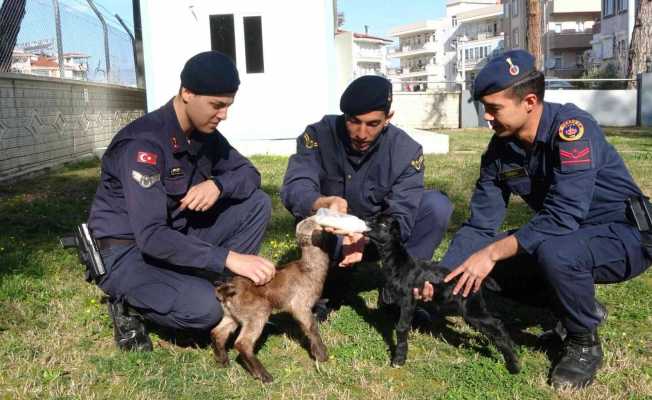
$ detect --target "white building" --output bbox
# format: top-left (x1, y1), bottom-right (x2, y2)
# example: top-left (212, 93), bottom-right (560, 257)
top-left (138, 0), bottom-right (339, 154)
top-left (387, 19), bottom-right (456, 91)
top-left (450, 2), bottom-right (505, 86)
top-left (590, 0), bottom-right (639, 76)
top-left (335, 30), bottom-right (392, 95)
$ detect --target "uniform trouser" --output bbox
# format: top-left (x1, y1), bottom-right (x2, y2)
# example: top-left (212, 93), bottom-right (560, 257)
top-left (441, 222), bottom-right (652, 334)
top-left (98, 189), bottom-right (272, 331)
top-left (324, 189), bottom-right (453, 300)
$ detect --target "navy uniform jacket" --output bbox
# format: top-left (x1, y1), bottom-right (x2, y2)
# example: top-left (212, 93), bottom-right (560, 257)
top-left (281, 115), bottom-right (424, 241)
top-left (442, 102), bottom-right (645, 267)
top-left (88, 99), bottom-right (261, 273)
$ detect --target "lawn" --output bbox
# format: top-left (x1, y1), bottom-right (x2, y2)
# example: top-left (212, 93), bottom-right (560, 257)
top-left (1, 128), bottom-right (651, 400)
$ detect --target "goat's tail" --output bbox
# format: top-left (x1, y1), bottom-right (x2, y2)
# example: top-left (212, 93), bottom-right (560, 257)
top-left (215, 282), bottom-right (237, 302)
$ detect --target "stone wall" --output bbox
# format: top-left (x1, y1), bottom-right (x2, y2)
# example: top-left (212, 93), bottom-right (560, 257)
top-left (0, 73), bottom-right (145, 183)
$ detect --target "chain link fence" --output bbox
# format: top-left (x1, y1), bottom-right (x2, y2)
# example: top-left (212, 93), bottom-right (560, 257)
top-left (1, 0), bottom-right (137, 87)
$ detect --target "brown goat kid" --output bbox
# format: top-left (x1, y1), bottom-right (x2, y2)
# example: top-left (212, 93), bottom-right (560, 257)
top-left (210, 217), bottom-right (333, 383)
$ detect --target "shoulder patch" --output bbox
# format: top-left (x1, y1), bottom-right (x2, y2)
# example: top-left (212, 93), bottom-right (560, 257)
top-left (137, 151), bottom-right (158, 165)
top-left (411, 154), bottom-right (424, 171)
top-left (303, 131), bottom-right (319, 149)
top-left (558, 119), bottom-right (584, 141)
top-left (132, 170), bottom-right (160, 188)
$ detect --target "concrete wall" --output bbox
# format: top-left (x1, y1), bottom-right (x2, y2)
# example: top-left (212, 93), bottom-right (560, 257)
top-left (140, 0), bottom-right (338, 146)
top-left (391, 91), bottom-right (460, 129)
top-left (0, 73), bottom-right (145, 183)
top-left (545, 89), bottom-right (637, 126)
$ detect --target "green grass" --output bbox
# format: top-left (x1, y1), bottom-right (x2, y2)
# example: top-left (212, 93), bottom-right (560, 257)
top-left (1, 128), bottom-right (651, 399)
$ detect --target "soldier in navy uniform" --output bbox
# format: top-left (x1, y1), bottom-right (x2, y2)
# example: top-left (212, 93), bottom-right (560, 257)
top-left (88, 51), bottom-right (275, 350)
top-left (414, 50), bottom-right (652, 389)
top-left (281, 75), bottom-right (453, 319)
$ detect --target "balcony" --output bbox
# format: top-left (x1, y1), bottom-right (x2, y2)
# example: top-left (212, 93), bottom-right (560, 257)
top-left (547, 31), bottom-right (594, 50)
top-left (390, 64), bottom-right (440, 78)
top-left (388, 42), bottom-right (438, 58)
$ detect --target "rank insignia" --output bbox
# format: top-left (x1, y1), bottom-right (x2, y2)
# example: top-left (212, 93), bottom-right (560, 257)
top-left (303, 132), bottom-right (318, 149)
top-left (170, 167), bottom-right (184, 177)
top-left (132, 170), bottom-right (160, 188)
top-left (558, 119), bottom-right (584, 141)
top-left (559, 141), bottom-right (592, 172)
top-left (411, 154), bottom-right (424, 171)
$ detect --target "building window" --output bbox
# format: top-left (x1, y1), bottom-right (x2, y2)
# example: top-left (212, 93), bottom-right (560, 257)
top-left (209, 14), bottom-right (236, 62)
top-left (452, 16), bottom-right (457, 27)
top-left (512, 28), bottom-right (519, 47)
top-left (512, 0), bottom-right (519, 17)
top-left (618, 0), bottom-right (628, 12)
top-left (603, 0), bottom-right (615, 17)
top-left (554, 57), bottom-right (562, 68)
top-left (555, 23), bottom-right (562, 33)
top-left (243, 16), bottom-right (264, 73)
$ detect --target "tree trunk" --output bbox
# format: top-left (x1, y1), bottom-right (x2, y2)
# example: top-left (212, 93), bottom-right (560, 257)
top-left (0, 0), bottom-right (27, 72)
top-left (526, 0), bottom-right (543, 71)
top-left (627, 0), bottom-right (652, 88)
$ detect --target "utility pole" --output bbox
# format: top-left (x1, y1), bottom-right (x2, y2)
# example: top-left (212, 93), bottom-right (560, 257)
top-left (526, 0), bottom-right (543, 70)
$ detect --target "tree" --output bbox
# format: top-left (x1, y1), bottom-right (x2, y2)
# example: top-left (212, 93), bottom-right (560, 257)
top-left (0, 0), bottom-right (27, 72)
top-left (627, 0), bottom-right (652, 87)
top-left (526, 0), bottom-right (543, 70)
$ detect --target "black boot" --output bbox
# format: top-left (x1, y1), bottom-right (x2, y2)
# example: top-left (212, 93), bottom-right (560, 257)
top-left (550, 331), bottom-right (603, 389)
top-left (108, 299), bottom-right (153, 351)
top-left (538, 300), bottom-right (608, 344)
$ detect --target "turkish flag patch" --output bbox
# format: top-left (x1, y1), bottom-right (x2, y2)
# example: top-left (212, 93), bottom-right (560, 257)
top-left (559, 140), bottom-right (592, 172)
top-left (137, 151), bottom-right (158, 165)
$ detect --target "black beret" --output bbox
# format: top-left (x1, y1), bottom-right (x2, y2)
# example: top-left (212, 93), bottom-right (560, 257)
top-left (340, 75), bottom-right (393, 116)
top-left (180, 51), bottom-right (240, 95)
top-left (472, 49), bottom-right (537, 100)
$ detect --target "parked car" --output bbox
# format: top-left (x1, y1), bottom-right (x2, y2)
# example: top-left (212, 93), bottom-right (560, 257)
top-left (545, 78), bottom-right (575, 90)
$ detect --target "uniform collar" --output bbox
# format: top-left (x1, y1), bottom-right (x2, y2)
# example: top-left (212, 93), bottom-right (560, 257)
top-left (161, 98), bottom-right (191, 155)
top-left (534, 102), bottom-right (559, 144)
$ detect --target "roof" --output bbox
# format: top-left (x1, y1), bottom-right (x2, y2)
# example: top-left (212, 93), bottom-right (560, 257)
top-left (456, 4), bottom-right (503, 21)
top-left (352, 32), bottom-right (393, 43)
top-left (31, 56), bottom-right (58, 68)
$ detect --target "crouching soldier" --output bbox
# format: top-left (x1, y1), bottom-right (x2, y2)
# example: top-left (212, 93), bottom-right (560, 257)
top-left (86, 51), bottom-right (275, 350)
top-left (280, 75), bottom-right (453, 320)
top-left (416, 49), bottom-right (652, 389)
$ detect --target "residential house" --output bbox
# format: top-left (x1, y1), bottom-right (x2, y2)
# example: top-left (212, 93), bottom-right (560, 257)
top-left (590, 0), bottom-right (639, 76)
top-left (335, 29), bottom-right (392, 95)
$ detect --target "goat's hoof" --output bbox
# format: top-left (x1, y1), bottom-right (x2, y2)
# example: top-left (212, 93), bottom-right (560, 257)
top-left (312, 346), bottom-right (328, 362)
top-left (507, 361), bottom-right (521, 374)
top-left (256, 371), bottom-right (274, 383)
top-left (390, 358), bottom-right (406, 368)
top-left (214, 355), bottom-right (230, 368)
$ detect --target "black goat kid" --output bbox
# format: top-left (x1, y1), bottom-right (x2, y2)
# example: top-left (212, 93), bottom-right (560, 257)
top-left (364, 214), bottom-right (520, 374)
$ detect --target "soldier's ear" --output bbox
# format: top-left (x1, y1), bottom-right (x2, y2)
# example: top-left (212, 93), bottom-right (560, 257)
top-left (180, 87), bottom-right (194, 104)
top-left (385, 110), bottom-right (395, 126)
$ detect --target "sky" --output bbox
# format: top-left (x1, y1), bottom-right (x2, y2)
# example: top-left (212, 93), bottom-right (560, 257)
top-left (337, 0), bottom-right (447, 38)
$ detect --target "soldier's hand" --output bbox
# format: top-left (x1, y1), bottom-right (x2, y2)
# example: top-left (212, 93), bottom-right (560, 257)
top-left (413, 281), bottom-right (435, 302)
top-left (312, 196), bottom-right (348, 214)
top-left (338, 232), bottom-right (367, 267)
top-left (180, 180), bottom-right (221, 212)
top-left (225, 251), bottom-right (276, 285)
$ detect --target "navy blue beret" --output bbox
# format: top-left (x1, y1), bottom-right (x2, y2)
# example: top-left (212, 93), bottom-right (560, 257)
top-left (180, 51), bottom-right (240, 95)
top-left (472, 49), bottom-right (537, 100)
top-left (340, 75), bottom-right (393, 116)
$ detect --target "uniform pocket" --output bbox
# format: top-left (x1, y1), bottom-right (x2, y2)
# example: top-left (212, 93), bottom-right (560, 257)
top-left (163, 176), bottom-right (189, 196)
top-left (321, 176), bottom-right (344, 196)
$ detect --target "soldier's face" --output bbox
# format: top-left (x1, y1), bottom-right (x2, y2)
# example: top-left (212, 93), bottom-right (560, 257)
top-left (481, 90), bottom-right (530, 138)
top-left (345, 110), bottom-right (393, 152)
top-left (182, 89), bottom-right (236, 133)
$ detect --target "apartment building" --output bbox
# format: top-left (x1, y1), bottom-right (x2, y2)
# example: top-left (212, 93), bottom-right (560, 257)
top-left (335, 29), bottom-right (392, 94)
top-left (504, 0), bottom-right (600, 78)
top-left (590, 0), bottom-right (639, 76)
